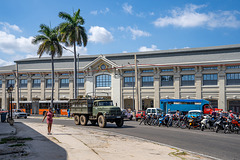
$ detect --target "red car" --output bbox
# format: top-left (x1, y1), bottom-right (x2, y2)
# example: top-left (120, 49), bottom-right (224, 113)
top-left (135, 110), bottom-right (146, 121)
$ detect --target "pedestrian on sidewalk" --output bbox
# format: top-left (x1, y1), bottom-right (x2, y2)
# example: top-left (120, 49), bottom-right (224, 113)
top-left (42, 107), bottom-right (54, 135)
top-left (67, 108), bottom-right (70, 118)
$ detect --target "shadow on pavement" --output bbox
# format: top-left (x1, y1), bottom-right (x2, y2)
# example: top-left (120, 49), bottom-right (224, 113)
top-left (6, 122), bottom-right (67, 160)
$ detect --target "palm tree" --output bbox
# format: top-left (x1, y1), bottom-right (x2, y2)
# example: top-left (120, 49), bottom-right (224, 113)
top-left (32, 24), bottom-right (63, 108)
top-left (58, 9), bottom-right (88, 99)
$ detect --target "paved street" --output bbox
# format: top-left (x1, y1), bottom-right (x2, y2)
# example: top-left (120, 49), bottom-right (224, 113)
top-left (1, 118), bottom-right (212, 160)
top-left (21, 117), bottom-right (240, 160)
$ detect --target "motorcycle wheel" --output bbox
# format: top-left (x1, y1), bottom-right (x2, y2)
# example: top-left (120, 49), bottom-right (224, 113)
top-left (224, 127), bottom-right (228, 134)
top-left (180, 121), bottom-right (186, 129)
top-left (215, 125), bottom-right (219, 133)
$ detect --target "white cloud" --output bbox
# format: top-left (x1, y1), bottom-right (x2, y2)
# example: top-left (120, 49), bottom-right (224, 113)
top-left (149, 12), bottom-right (155, 16)
top-left (24, 45), bottom-right (88, 59)
top-left (138, 45), bottom-right (159, 52)
top-left (90, 8), bottom-right (110, 15)
top-left (0, 58), bottom-right (14, 66)
top-left (0, 22), bottom-right (22, 32)
top-left (62, 46), bottom-right (88, 56)
top-left (88, 26), bottom-right (113, 44)
top-left (90, 10), bottom-right (98, 15)
top-left (0, 31), bottom-right (38, 54)
top-left (118, 26), bottom-right (151, 40)
top-left (153, 4), bottom-right (240, 28)
top-left (122, 3), bottom-right (133, 14)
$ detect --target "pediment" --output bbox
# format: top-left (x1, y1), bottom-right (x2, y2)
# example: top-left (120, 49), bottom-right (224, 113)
top-left (83, 55), bottom-right (118, 71)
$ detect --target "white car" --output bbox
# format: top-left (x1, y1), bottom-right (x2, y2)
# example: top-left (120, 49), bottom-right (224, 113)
top-left (146, 108), bottom-right (162, 116)
top-left (12, 109), bottom-right (27, 119)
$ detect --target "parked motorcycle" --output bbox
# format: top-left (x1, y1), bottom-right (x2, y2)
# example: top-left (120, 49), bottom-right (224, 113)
top-left (158, 115), bottom-right (168, 127)
top-left (224, 118), bottom-right (240, 134)
top-left (179, 115), bottom-right (188, 129)
top-left (187, 116), bottom-right (202, 129)
top-left (201, 115), bottom-right (216, 131)
top-left (214, 116), bottom-right (227, 133)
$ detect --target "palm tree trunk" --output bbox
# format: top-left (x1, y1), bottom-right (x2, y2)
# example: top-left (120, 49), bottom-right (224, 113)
top-left (73, 42), bottom-right (77, 99)
top-left (51, 54), bottom-right (54, 109)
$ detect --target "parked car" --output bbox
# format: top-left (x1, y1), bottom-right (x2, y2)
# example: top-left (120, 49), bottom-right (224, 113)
top-left (146, 108), bottom-right (162, 116)
top-left (122, 109), bottom-right (133, 120)
top-left (186, 110), bottom-right (203, 118)
top-left (135, 110), bottom-right (146, 121)
top-left (12, 109), bottom-right (27, 119)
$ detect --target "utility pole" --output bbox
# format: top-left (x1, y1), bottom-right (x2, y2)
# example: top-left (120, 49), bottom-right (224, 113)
top-left (134, 54), bottom-right (139, 112)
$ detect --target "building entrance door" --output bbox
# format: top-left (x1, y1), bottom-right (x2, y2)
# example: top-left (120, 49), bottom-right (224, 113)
top-left (229, 100), bottom-right (240, 113)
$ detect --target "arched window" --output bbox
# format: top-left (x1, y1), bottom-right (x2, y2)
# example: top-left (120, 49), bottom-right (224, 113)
top-left (96, 74), bottom-right (111, 87)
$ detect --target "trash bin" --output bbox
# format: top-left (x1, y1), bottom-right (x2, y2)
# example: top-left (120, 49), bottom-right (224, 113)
top-left (1, 112), bottom-right (7, 122)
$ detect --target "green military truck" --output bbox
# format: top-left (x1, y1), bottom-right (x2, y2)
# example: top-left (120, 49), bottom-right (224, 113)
top-left (70, 98), bottom-right (124, 128)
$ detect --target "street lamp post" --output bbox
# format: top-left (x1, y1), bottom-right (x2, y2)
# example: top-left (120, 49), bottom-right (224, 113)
top-left (128, 62), bottom-right (135, 111)
top-left (7, 85), bottom-right (14, 125)
top-left (63, 46), bottom-right (80, 99)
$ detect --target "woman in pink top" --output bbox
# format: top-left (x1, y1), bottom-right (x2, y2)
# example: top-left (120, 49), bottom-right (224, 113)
top-left (42, 107), bottom-right (54, 135)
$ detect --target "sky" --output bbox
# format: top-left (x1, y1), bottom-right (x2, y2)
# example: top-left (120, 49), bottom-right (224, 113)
top-left (0, 0), bottom-right (240, 67)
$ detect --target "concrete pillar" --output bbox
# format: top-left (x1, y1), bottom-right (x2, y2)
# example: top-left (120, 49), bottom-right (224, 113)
top-left (27, 75), bottom-right (32, 101)
top-left (16, 64), bottom-right (19, 109)
top-left (218, 67), bottom-right (226, 111)
top-left (119, 71), bottom-right (124, 109)
top-left (69, 76), bottom-right (74, 99)
top-left (85, 76), bottom-right (93, 97)
top-left (195, 67), bottom-right (202, 99)
top-left (112, 74), bottom-right (121, 107)
top-left (40, 74), bottom-right (45, 100)
top-left (2, 76), bottom-right (6, 110)
top-left (174, 67), bottom-right (180, 99)
top-left (136, 70), bottom-right (141, 110)
top-left (54, 74), bottom-right (59, 100)
top-left (154, 68), bottom-right (160, 108)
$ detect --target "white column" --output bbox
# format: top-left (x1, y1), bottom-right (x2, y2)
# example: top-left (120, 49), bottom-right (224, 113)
top-left (27, 75), bottom-right (32, 101)
top-left (2, 76), bottom-right (6, 110)
top-left (136, 71), bottom-right (141, 110)
top-left (112, 74), bottom-right (121, 107)
top-left (69, 76), bottom-right (74, 99)
top-left (154, 69), bottom-right (160, 108)
top-left (40, 74), bottom-right (45, 100)
top-left (85, 76), bottom-right (93, 97)
top-left (54, 74), bottom-right (59, 100)
top-left (218, 68), bottom-right (226, 111)
top-left (174, 67), bottom-right (180, 99)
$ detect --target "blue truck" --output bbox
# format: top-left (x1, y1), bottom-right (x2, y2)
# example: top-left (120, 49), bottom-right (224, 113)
top-left (160, 99), bottom-right (220, 115)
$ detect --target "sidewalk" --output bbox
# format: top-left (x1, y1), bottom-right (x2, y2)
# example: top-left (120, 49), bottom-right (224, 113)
top-left (0, 119), bottom-right (212, 160)
top-left (0, 122), bottom-right (16, 135)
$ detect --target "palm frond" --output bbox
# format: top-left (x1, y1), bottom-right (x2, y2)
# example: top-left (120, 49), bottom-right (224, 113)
top-left (32, 35), bottom-right (48, 44)
top-left (59, 12), bottom-right (74, 24)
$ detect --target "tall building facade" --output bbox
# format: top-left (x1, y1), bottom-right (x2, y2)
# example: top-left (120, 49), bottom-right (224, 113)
top-left (0, 44), bottom-right (240, 114)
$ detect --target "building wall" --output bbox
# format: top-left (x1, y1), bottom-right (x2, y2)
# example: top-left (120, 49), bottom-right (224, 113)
top-left (1, 44), bottom-right (240, 112)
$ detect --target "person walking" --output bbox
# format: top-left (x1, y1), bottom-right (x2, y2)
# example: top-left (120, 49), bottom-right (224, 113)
top-left (42, 107), bottom-right (54, 135)
top-left (67, 108), bottom-right (71, 118)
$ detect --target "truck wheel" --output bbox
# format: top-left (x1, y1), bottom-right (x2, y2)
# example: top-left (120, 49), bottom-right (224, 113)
top-left (98, 115), bottom-right (106, 128)
top-left (90, 120), bottom-right (97, 125)
top-left (74, 115), bottom-right (80, 125)
top-left (80, 115), bottom-right (88, 126)
top-left (116, 118), bottom-right (124, 127)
